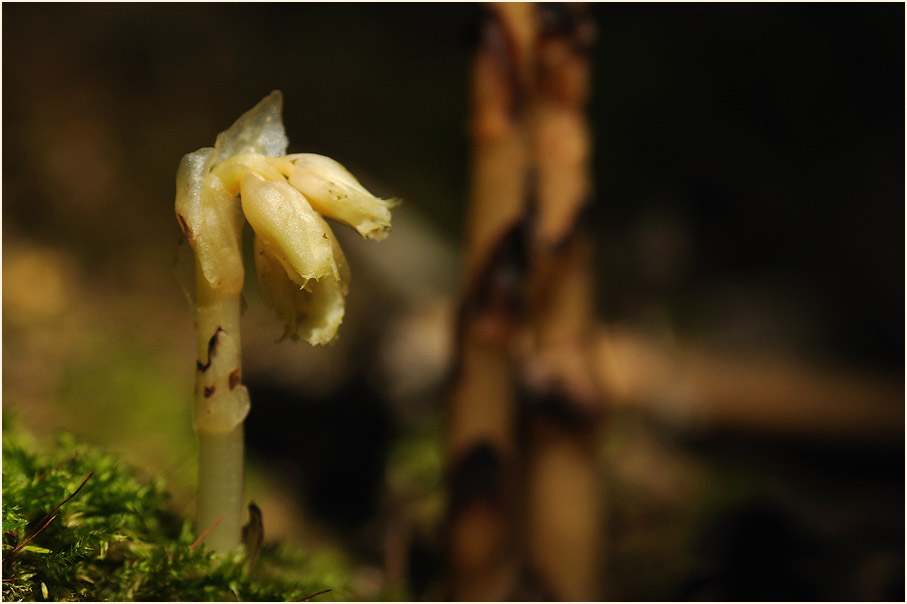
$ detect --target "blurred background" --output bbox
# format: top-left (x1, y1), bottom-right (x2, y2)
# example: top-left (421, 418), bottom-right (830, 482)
top-left (3, 3), bottom-right (903, 600)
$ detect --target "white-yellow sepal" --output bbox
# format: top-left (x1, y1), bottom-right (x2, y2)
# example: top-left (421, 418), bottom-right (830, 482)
top-left (241, 172), bottom-right (350, 344)
top-left (280, 153), bottom-right (400, 240)
top-left (254, 234), bottom-right (349, 345)
top-left (174, 148), bottom-right (245, 295)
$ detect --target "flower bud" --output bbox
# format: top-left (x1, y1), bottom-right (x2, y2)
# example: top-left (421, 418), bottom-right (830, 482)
top-left (281, 153), bottom-right (399, 240)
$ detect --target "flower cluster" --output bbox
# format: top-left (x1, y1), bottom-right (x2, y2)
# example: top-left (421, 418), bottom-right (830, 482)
top-left (175, 91), bottom-right (398, 344)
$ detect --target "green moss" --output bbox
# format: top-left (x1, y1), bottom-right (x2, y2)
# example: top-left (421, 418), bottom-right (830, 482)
top-left (2, 423), bottom-right (350, 601)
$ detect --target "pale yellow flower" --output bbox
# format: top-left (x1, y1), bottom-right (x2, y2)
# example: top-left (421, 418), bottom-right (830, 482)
top-left (175, 91), bottom-right (395, 345)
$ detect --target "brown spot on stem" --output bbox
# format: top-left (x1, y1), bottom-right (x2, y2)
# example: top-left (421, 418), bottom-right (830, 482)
top-left (518, 382), bottom-right (600, 434)
top-left (449, 441), bottom-right (504, 511)
top-left (203, 385), bottom-right (215, 398)
top-left (456, 203), bottom-right (533, 350)
top-left (549, 196), bottom-right (595, 253)
top-left (228, 369), bottom-right (241, 390)
top-left (197, 327), bottom-right (225, 372)
top-left (176, 213), bottom-right (194, 242)
top-left (537, 3), bottom-right (595, 52)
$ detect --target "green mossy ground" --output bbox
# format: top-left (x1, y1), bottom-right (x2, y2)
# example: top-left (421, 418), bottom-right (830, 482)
top-left (1, 422), bottom-right (349, 601)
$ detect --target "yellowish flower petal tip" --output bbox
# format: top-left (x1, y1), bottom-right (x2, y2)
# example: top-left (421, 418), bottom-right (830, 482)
top-left (282, 153), bottom-right (400, 240)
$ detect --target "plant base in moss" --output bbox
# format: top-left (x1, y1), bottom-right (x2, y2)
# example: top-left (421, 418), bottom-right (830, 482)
top-left (2, 423), bottom-right (349, 602)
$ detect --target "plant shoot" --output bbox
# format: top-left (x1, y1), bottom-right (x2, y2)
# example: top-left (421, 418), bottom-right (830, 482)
top-left (174, 91), bottom-right (397, 551)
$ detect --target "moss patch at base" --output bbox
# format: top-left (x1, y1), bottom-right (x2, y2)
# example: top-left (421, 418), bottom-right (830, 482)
top-left (2, 424), bottom-right (349, 601)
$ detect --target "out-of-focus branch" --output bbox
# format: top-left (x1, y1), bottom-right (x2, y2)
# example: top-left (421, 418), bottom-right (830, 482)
top-left (448, 3), bottom-right (608, 600)
top-left (446, 4), bottom-right (536, 601)
top-left (595, 325), bottom-right (903, 442)
top-left (520, 4), bottom-right (604, 601)
top-left (464, 3), bottom-right (535, 279)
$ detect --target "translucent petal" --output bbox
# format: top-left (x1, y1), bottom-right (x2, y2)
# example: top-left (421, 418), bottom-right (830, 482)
top-left (281, 153), bottom-right (399, 240)
top-left (211, 91), bottom-right (288, 164)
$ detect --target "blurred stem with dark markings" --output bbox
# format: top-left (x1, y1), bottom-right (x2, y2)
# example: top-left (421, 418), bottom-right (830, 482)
top-left (446, 3), bottom-right (535, 600)
top-left (446, 3), bottom-right (604, 600)
top-left (521, 5), bottom-right (604, 600)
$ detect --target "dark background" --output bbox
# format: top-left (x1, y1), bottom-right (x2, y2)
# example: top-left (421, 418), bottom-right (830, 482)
top-left (3, 3), bottom-right (903, 600)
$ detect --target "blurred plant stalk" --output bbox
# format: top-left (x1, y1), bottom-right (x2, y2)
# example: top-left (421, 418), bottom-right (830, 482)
top-left (522, 3), bottom-right (603, 598)
top-left (595, 326), bottom-right (904, 442)
top-left (446, 3), bottom-right (534, 599)
top-left (447, 3), bottom-right (603, 600)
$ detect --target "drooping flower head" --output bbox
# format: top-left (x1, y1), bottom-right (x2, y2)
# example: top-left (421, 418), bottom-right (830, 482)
top-left (175, 91), bottom-right (397, 344)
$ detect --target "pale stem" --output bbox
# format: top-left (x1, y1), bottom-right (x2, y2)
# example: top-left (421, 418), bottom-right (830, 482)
top-left (192, 260), bottom-right (248, 552)
top-left (196, 426), bottom-right (244, 552)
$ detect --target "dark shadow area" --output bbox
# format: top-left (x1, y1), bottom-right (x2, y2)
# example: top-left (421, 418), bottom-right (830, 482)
top-left (245, 376), bottom-right (394, 539)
